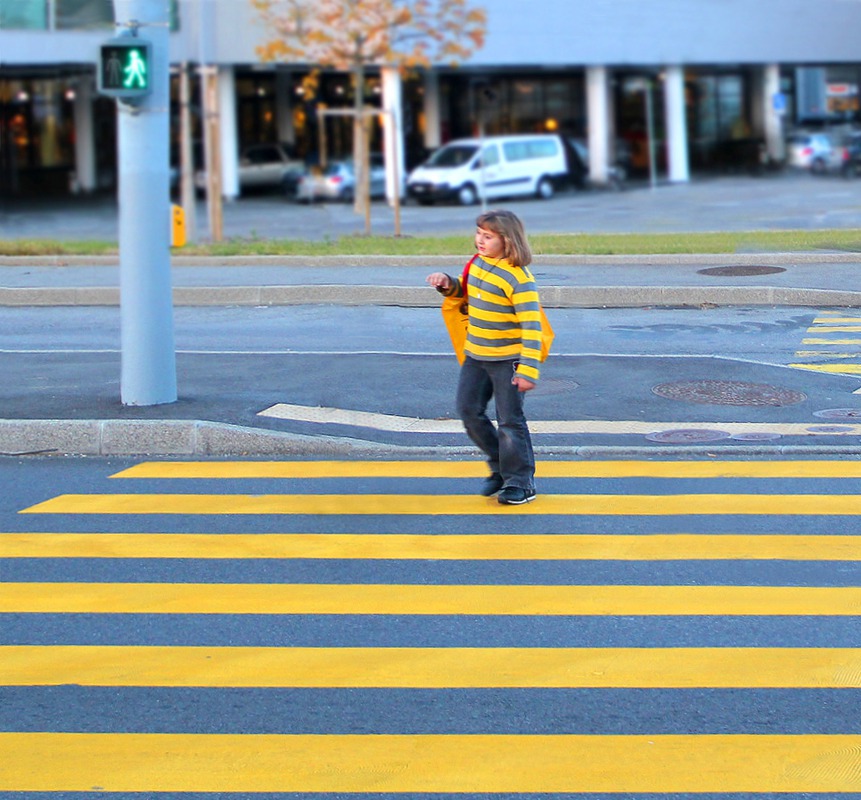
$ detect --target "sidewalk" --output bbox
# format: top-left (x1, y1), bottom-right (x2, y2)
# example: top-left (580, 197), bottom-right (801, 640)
top-left (3, 251), bottom-right (861, 458)
top-left (4, 250), bottom-right (861, 309)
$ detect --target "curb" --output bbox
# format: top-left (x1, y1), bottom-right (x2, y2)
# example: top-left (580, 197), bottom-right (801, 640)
top-left (4, 252), bottom-right (861, 268)
top-left (3, 418), bottom-right (861, 458)
top-left (3, 285), bottom-right (861, 308)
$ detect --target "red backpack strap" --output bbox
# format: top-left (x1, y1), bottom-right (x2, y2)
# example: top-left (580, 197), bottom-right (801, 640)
top-left (461, 254), bottom-right (478, 289)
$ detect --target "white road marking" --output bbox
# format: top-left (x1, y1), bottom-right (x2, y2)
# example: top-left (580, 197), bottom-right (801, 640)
top-left (258, 403), bottom-right (861, 437)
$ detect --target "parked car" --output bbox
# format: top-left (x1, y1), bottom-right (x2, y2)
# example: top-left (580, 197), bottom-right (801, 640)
top-left (786, 132), bottom-right (837, 173)
top-left (840, 132), bottom-right (861, 177)
top-left (195, 143), bottom-right (304, 193)
top-left (567, 138), bottom-right (628, 188)
top-left (406, 134), bottom-right (569, 205)
top-left (295, 156), bottom-right (386, 202)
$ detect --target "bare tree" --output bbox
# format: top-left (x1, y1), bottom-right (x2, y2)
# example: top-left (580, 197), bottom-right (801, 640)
top-left (252, 0), bottom-right (486, 230)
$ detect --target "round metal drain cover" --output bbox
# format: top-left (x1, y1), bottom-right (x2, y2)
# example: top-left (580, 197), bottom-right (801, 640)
top-left (652, 380), bottom-right (806, 407)
top-left (697, 265), bottom-right (787, 277)
top-left (813, 408), bottom-right (861, 419)
top-left (730, 432), bottom-right (782, 441)
top-left (536, 378), bottom-right (579, 396)
top-left (645, 428), bottom-right (731, 443)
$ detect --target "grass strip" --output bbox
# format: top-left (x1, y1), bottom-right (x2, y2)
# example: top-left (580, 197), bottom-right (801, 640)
top-left (2, 229), bottom-right (861, 257)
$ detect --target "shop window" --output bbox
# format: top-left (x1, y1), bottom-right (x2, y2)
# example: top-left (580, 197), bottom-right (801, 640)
top-left (56, 0), bottom-right (112, 29)
top-left (1, 2), bottom-right (48, 29)
top-left (717, 75), bottom-right (743, 138)
top-left (53, 0), bottom-right (179, 29)
top-left (511, 80), bottom-right (542, 132)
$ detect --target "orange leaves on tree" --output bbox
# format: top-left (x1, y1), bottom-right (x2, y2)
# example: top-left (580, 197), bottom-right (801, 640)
top-left (252, 0), bottom-right (487, 73)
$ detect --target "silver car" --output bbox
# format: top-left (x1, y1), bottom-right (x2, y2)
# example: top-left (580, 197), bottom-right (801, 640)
top-left (786, 132), bottom-right (836, 173)
top-left (196, 143), bottom-right (304, 193)
top-left (296, 156), bottom-right (386, 202)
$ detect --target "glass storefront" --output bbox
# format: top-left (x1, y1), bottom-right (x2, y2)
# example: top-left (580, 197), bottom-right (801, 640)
top-left (441, 72), bottom-right (586, 142)
top-left (0, 75), bottom-right (116, 197)
top-left (4, 57), bottom-right (861, 198)
top-left (0, 0), bottom-right (178, 30)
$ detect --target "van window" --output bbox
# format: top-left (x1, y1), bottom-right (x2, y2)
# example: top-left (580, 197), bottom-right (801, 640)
top-left (473, 144), bottom-right (500, 169)
top-left (428, 144), bottom-right (479, 168)
top-left (503, 139), bottom-right (559, 161)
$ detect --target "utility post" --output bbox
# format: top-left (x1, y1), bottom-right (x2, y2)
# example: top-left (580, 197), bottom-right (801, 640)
top-left (101, 0), bottom-right (176, 406)
top-left (178, 61), bottom-right (197, 243)
top-left (200, 64), bottom-right (224, 241)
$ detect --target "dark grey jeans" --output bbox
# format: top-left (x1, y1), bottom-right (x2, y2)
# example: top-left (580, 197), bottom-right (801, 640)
top-left (455, 356), bottom-right (535, 491)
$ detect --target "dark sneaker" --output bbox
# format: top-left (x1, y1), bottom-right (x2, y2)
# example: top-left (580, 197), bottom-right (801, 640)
top-left (480, 472), bottom-right (505, 496)
top-left (497, 486), bottom-right (537, 505)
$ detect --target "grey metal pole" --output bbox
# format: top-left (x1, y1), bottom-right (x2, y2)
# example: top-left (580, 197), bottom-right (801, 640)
top-left (114, 0), bottom-right (177, 405)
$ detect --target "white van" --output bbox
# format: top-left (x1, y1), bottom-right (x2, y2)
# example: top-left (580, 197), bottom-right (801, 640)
top-left (406, 134), bottom-right (570, 205)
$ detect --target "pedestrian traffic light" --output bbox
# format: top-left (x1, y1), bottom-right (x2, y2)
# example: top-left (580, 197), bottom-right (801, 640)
top-left (98, 35), bottom-right (152, 102)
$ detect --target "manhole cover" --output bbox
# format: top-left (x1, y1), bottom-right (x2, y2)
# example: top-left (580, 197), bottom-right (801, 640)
top-left (806, 425), bottom-right (857, 433)
top-left (652, 380), bottom-right (807, 406)
top-left (645, 428), bottom-right (731, 443)
top-left (813, 408), bottom-right (861, 419)
top-left (730, 432), bottom-right (783, 441)
top-left (697, 265), bottom-right (787, 277)
top-left (536, 378), bottom-right (579, 396)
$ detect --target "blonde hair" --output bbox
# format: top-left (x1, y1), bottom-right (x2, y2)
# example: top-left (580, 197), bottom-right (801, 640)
top-left (476, 209), bottom-right (532, 267)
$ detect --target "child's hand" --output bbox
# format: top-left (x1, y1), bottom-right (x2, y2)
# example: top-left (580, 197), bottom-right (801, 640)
top-left (512, 376), bottom-right (536, 392)
top-left (426, 272), bottom-right (452, 290)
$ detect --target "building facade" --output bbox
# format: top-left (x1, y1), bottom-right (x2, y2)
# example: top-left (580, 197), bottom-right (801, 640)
top-left (2, 0), bottom-right (860, 198)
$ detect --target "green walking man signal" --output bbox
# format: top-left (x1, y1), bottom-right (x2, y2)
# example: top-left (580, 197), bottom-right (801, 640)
top-left (98, 35), bottom-right (152, 101)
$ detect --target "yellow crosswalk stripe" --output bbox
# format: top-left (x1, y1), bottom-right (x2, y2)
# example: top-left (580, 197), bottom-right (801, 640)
top-left (1, 732), bottom-right (857, 793)
top-left (2, 645), bottom-right (858, 688)
top-left (112, 459), bottom-right (861, 479)
top-left (805, 325), bottom-right (861, 332)
top-left (794, 351), bottom-right (861, 358)
top-left (20, 492), bottom-right (861, 515)
top-left (789, 363), bottom-right (861, 374)
top-left (803, 338), bottom-right (861, 345)
top-left (2, 532), bottom-right (859, 560)
top-left (2, 582), bottom-right (857, 615)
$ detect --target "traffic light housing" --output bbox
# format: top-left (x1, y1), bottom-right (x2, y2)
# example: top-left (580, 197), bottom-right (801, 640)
top-left (98, 35), bottom-right (152, 102)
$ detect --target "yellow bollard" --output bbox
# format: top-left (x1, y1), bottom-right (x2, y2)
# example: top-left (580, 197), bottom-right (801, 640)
top-left (171, 204), bottom-right (186, 248)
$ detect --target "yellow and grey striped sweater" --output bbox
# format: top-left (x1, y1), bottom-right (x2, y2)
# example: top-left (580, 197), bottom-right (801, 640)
top-left (442, 254), bottom-right (544, 383)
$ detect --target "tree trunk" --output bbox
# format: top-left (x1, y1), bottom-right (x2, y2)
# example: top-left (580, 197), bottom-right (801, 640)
top-left (352, 62), bottom-right (367, 223)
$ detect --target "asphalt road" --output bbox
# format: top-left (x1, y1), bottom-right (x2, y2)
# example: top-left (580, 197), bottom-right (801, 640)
top-left (1, 455), bottom-right (859, 796)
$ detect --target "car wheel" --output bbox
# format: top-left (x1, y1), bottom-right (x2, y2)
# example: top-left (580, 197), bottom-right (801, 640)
top-left (536, 177), bottom-right (555, 200)
top-left (811, 157), bottom-right (826, 175)
top-left (341, 188), bottom-right (355, 203)
top-left (457, 184), bottom-right (478, 205)
top-left (843, 163), bottom-right (859, 179)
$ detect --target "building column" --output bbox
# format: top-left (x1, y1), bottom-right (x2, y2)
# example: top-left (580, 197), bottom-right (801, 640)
top-left (422, 70), bottom-right (442, 150)
top-left (217, 65), bottom-right (239, 200)
top-left (73, 75), bottom-right (97, 193)
top-left (586, 65), bottom-right (610, 185)
top-left (382, 65), bottom-right (405, 202)
top-left (663, 64), bottom-right (689, 183)
top-left (762, 64), bottom-right (785, 164)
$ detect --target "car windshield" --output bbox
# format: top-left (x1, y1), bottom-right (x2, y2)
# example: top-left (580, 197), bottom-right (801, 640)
top-left (427, 145), bottom-right (478, 168)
